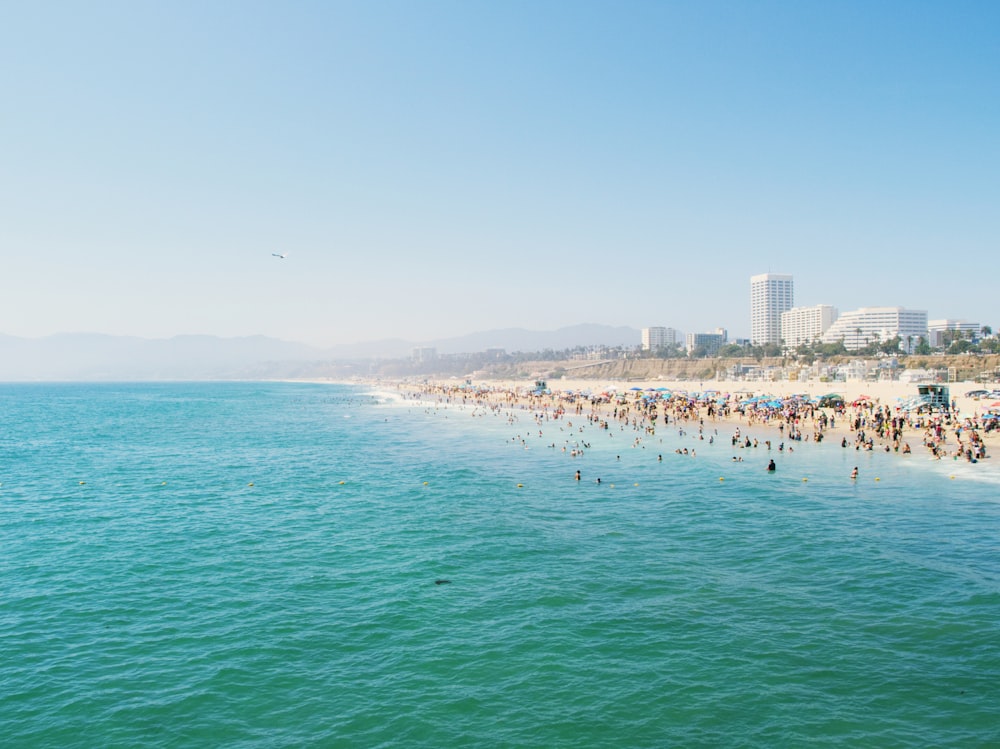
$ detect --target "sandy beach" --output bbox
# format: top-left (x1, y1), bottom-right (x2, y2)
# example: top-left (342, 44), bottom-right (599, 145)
top-left (387, 376), bottom-right (1000, 466)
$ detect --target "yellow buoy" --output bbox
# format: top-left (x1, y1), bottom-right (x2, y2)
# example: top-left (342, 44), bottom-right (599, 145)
top-left (875, 478), bottom-right (880, 482)
top-left (719, 477), bottom-right (724, 481)
top-left (634, 483), bottom-right (639, 487)
top-left (423, 481), bottom-right (429, 486)
top-left (517, 483), bottom-right (523, 488)
top-left (339, 481), bottom-right (346, 485)
top-left (802, 478), bottom-right (808, 482)
top-left (248, 482), bottom-right (254, 487)
top-left (79, 481), bottom-right (86, 485)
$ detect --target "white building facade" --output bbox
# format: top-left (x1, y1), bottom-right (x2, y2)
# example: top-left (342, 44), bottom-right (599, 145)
top-left (821, 307), bottom-right (928, 352)
top-left (780, 305), bottom-right (839, 348)
top-left (641, 326), bottom-right (679, 350)
top-left (750, 273), bottom-right (794, 346)
top-left (927, 319), bottom-right (980, 348)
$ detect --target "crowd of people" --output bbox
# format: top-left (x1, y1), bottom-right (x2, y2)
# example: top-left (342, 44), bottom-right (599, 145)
top-left (394, 380), bottom-right (996, 468)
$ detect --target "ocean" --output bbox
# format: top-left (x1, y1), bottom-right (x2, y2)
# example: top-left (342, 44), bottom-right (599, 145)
top-left (1, 382), bottom-right (998, 748)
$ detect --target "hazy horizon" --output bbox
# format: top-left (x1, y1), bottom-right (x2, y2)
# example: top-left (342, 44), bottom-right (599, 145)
top-left (3, 1), bottom-right (997, 347)
top-left (0, 322), bottom-right (641, 349)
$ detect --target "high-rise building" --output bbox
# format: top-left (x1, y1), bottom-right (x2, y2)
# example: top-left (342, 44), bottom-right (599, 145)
top-left (780, 305), bottom-right (839, 348)
top-left (821, 307), bottom-right (928, 352)
top-left (750, 273), bottom-right (794, 346)
top-left (641, 326), bottom-right (679, 350)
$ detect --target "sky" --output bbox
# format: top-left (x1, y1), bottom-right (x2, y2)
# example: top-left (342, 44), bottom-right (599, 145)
top-left (2, 0), bottom-right (997, 348)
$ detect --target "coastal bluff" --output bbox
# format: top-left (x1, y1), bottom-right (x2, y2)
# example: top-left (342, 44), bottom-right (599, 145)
top-left (460, 354), bottom-right (1000, 384)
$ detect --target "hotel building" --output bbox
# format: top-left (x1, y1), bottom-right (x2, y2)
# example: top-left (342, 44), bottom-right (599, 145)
top-left (821, 307), bottom-right (928, 352)
top-left (641, 327), bottom-right (680, 350)
top-left (750, 273), bottom-right (794, 346)
top-left (927, 319), bottom-right (980, 348)
top-left (780, 305), bottom-right (839, 348)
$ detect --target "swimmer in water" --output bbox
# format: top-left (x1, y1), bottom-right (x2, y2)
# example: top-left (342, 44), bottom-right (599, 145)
top-left (767, 459), bottom-right (776, 472)
top-left (850, 466), bottom-right (858, 479)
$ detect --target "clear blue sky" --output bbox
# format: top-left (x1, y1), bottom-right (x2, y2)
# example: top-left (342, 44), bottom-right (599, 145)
top-left (2, 1), bottom-right (997, 347)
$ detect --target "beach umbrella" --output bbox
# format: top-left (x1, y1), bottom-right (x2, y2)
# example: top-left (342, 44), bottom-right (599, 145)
top-left (629, 387), bottom-right (643, 391)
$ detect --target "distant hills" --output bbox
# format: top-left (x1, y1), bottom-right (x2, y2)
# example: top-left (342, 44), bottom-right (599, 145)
top-left (409, 324), bottom-right (640, 356)
top-left (0, 325), bottom-right (640, 381)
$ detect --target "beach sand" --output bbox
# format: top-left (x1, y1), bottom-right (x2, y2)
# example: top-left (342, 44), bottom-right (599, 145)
top-left (388, 376), bottom-right (1000, 464)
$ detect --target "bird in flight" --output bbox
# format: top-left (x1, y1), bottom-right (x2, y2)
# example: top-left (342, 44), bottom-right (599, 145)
top-left (272, 252), bottom-right (288, 259)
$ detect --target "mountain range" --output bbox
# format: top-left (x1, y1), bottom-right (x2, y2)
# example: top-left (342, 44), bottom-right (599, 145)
top-left (0, 324), bottom-right (640, 380)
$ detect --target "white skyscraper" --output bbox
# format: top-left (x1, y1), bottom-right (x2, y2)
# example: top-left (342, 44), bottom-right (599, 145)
top-left (750, 273), bottom-right (794, 346)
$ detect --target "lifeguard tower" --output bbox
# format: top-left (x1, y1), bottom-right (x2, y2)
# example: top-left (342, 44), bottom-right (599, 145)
top-left (917, 384), bottom-right (950, 411)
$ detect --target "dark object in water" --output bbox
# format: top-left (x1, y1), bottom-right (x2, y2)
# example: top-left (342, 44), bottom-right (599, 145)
top-left (435, 579), bottom-right (451, 585)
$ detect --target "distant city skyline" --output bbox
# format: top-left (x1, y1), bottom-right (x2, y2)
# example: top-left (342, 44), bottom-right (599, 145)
top-left (645, 270), bottom-right (991, 355)
top-left (2, 2), bottom-right (998, 347)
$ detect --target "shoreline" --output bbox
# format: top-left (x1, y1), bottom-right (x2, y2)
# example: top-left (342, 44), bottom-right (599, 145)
top-left (375, 376), bottom-right (999, 472)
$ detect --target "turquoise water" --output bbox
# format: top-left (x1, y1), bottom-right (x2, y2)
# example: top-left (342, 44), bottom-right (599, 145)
top-left (1, 382), bottom-right (998, 748)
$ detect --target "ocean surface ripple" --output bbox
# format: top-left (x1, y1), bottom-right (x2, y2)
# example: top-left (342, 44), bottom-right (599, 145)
top-left (1, 382), bottom-right (998, 748)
